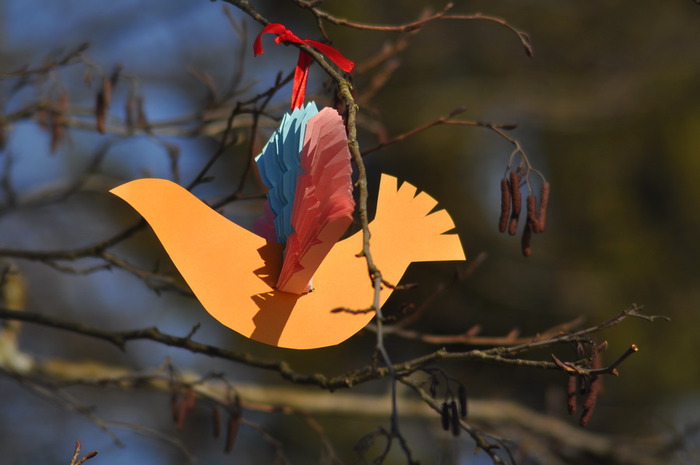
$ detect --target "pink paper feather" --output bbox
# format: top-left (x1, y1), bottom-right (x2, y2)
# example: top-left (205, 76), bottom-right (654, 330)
top-left (277, 108), bottom-right (355, 294)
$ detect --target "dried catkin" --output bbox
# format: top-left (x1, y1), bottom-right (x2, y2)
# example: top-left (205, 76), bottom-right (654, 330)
top-left (450, 400), bottom-right (461, 437)
top-left (526, 194), bottom-right (539, 232)
top-left (508, 171), bottom-right (521, 235)
top-left (50, 93), bottom-right (69, 154)
top-left (95, 79), bottom-right (111, 134)
top-left (580, 375), bottom-right (601, 427)
top-left (537, 182), bottom-right (550, 232)
top-left (521, 222), bottom-right (533, 257)
top-left (440, 402), bottom-right (450, 431)
top-left (499, 177), bottom-right (511, 233)
top-left (458, 385), bottom-right (468, 418)
top-left (567, 375), bottom-right (577, 415)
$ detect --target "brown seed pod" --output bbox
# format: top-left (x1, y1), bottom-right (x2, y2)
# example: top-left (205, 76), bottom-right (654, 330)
top-left (567, 375), bottom-right (577, 415)
top-left (458, 385), bottom-right (468, 418)
top-left (49, 93), bottom-right (69, 154)
top-left (450, 400), bottom-right (461, 437)
top-left (508, 171), bottom-right (521, 235)
top-left (95, 77), bottom-right (112, 134)
top-left (526, 194), bottom-right (540, 232)
top-left (498, 177), bottom-right (511, 233)
top-left (537, 182), bottom-right (550, 232)
top-left (521, 221), bottom-right (533, 257)
top-left (440, 402), bottom-right (450, 431)
top-left (95, 93), bottom-right (105, 134)
top-left (580, 375), bottom-right (601, 427)
top-left (102, 79), bottom-right (112, 108)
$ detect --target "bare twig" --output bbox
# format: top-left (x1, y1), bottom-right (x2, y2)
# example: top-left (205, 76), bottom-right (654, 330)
top-left (0, 304), bottom-right (665, 390)
top-left (294, 2), bottom-right (532, 56)
top-left (1, 43), bottom-right (89, 78)
top-left (69, 440), bottom-right (98, 465)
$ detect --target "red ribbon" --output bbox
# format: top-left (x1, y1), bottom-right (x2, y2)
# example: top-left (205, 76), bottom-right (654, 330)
top-left (254, 23), bottom-right (355, 110)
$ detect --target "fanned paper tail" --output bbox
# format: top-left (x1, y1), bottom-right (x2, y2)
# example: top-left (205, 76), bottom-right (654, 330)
top-left (372, 174), bottom-right (466, 264)
top-left (276, 108), bottom-right (355, 294)
top-left (254, 102), bottom-right (319, 244)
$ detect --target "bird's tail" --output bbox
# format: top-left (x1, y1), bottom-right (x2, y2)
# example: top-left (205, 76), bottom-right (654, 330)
top-left (371, 174), bottom-right (466, 263)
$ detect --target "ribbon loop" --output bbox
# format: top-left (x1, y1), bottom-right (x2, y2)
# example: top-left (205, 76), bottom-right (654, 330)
top-left (254, 23), bottom-right (355, 109)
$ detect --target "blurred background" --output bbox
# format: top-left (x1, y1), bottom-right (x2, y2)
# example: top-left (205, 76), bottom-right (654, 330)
top-left (1, 0), bottom-right (699, 463)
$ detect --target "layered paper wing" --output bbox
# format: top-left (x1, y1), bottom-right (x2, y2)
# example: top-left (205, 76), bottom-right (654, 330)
top-left (276, 107), bottom-right (355, 294)
top-left (254, 101), bottom-right (319, 244)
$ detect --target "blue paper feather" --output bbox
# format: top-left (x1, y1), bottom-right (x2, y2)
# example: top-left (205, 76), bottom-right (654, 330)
top-left (255, 101), bottom-right (319, 244)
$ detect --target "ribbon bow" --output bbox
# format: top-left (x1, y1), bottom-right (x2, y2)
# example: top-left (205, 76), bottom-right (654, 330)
top-left (254, 23), bottom-right (355, 110)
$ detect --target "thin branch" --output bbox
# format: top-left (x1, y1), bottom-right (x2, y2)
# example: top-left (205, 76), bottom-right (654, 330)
top-left (401, 377), bottom-right (508, 464)
top-left (297, 2), bottom-right (455, 32)
top-left (490, 304), bottom-right (668, 358)
top-left (0, 220), bottom-right (145, 262)
top-left (361, 110), bottom-right (518, 156)
top-left (386, 315), bottom-right (586, 347)
top-left (295, 2), bottom-right (532, 57)
top-left (99, 251), bottom-right (193, 296)
top-left (1, 43), bottom-right (89, 78)
top-left (0, 305), bottom-right (666, 390)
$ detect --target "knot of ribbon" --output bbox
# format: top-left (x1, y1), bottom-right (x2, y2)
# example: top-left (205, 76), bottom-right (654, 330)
top-left (254, 23), bottom-right (355, 110)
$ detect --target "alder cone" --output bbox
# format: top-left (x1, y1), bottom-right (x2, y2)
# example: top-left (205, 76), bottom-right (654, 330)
top-left (508, 171), bottom-right (521, 236)
top-left (498, 177), bottom-right (511, 233)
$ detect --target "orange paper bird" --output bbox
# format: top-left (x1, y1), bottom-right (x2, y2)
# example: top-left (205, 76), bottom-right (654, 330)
top-left (111, 174), bottom-right (465, 349)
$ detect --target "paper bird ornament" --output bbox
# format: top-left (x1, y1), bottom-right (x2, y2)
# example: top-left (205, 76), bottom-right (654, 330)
top-left (111, 109), bottom-right (465, 349)
top-left (108, 23), bottom-right (465, 349)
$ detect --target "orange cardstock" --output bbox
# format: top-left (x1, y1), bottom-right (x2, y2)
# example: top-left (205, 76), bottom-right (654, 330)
top-left (110, 174), bottom-right (466, 349)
